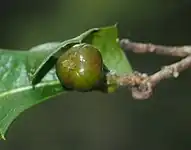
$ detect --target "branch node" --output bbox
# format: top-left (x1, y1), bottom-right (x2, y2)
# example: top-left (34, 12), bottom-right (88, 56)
top-left (131, 81), bottom-right (153, 100)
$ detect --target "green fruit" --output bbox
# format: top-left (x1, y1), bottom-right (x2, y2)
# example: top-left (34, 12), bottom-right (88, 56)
top-left (55, 43), bottom-right (103, 91)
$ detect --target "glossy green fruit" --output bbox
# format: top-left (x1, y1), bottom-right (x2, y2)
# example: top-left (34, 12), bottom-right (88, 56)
top-left (55, 43), bottom-right (103, 91)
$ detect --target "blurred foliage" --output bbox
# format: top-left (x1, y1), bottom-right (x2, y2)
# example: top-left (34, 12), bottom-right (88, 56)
top-left (0, 0), bottom-right (191, 150)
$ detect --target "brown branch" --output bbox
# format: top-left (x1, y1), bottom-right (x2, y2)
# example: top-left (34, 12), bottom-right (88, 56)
top-left (120, 39), bottom-right (191, 57)
top-left (113, 55), bottom-right (191, 100)
top-left (115, 38), bottom-right (191, 99)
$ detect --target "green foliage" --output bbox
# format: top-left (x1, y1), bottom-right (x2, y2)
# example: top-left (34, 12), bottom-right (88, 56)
top-left (0, 25), bottom-right (132, 139)
top-left (0, 50), bottom-right (63, 140)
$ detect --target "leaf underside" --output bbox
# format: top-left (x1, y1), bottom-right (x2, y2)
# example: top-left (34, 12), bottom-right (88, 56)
top-left (0, 25), bottom-right (132, 139)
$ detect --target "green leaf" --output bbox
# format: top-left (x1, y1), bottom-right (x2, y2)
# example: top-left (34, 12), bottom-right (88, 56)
top-left (27, 42), bottom-right (62, 85)
top-left (0, 50), bottom-right (63, 139)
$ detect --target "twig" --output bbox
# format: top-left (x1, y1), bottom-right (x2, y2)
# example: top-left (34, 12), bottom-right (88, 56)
top-left (120, 39), bottom-right (191, 57)
top-left (114, 53), bottom-right (191, 100)
top-left (116, 38), bottom-right (191, 99)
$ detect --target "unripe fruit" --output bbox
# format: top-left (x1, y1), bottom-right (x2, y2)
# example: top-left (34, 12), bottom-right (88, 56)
top-left (55, 43), bottom-right (103, 91)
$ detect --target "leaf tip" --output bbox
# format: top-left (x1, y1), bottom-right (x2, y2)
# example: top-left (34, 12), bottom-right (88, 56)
top-left (0, 134), bottom-right (6, 140)
top-left (114, 22), bottom-right (118, 28)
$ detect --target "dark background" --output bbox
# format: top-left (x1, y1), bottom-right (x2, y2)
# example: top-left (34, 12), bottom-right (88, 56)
top-left (0, 0), bottom-right (191, 150)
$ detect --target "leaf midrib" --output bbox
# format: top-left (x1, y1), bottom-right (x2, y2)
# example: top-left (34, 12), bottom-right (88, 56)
top-left (0, 80), bottom-right (61, 98)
